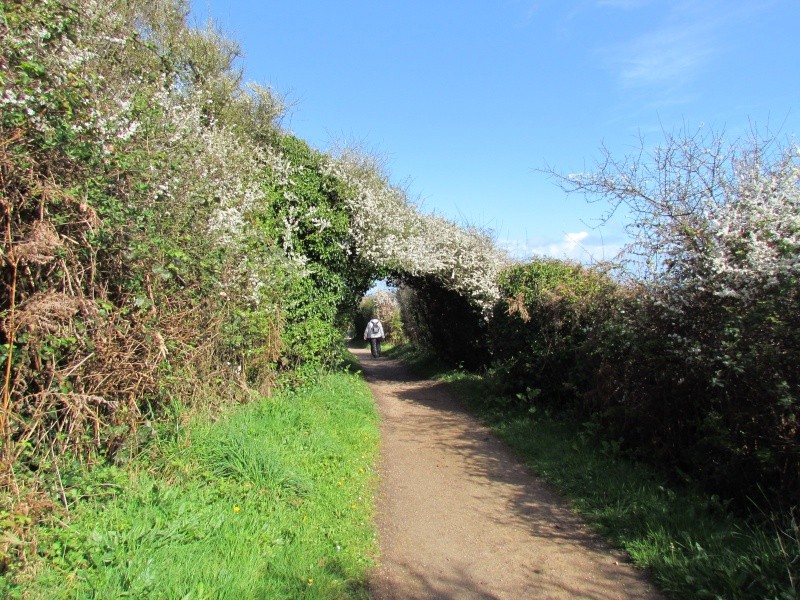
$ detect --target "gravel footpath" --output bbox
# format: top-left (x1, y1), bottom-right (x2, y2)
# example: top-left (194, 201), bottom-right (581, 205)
top-left (352, 347), bottom-right (663, 600)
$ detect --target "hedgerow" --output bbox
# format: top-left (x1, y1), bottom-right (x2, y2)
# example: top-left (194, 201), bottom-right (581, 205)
top-left (491, 258), bottom-right (622, 410)
top-left (0, 1), bottom-right (512, 575)
top-left (503, 129), bottom-right (800, 508)
top-left (324, 149), bottom-right (510, 311)
top-left (0, 0), bottom-right (363, 571)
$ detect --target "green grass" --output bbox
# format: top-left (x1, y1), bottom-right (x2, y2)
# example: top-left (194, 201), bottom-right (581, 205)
top-left (8, 370), bottom-right (379, 599)
top-left (392, 346), bottom-right (799, 600)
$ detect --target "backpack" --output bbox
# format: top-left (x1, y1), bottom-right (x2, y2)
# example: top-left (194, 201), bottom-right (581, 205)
top-left (370, 320), bottom-right (380, 335)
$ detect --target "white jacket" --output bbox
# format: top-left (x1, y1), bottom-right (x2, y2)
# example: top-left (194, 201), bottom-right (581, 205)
top-left (364, 318), bottom-right (385, 339)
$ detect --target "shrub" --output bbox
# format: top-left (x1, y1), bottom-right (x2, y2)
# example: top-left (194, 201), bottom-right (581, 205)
top-left (0, 0), bottom-right (365, 549)
top-left (549, 127), bottom-right (800, 507)
top-left (491, 258), bottom-right (623, 411)
top-left (398, 275), bottom-right (491, 371)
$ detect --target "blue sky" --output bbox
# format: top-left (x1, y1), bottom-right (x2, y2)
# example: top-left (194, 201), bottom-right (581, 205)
top-left (190, 0), bottom-right (799, 262)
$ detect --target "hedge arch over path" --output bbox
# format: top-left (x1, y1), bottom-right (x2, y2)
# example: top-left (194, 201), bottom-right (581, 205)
top-left (0, 0), bottom-right (508, 471)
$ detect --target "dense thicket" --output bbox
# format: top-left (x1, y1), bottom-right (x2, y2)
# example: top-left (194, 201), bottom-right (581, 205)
top-left (0, 0), bottom-right (505, 501)
top-left (490, 259), bottom-right (620, 409)
top-left (398, 276), bottom-right (491, 371)
top-left (493, 132), bottom-right (800, 507)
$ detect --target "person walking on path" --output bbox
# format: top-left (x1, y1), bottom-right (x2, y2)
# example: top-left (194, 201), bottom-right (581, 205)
top-left (364, 317), bottom-right (385, 358)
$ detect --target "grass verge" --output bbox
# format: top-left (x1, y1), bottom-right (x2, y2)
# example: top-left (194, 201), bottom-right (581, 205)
top-left (4, 370), bottom-right (379, 599)
top-left (386, 345), bottom-right (799, 600)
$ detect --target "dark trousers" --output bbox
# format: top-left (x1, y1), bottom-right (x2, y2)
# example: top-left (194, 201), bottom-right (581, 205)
top-left (369, 337), bottom-right (382, 358)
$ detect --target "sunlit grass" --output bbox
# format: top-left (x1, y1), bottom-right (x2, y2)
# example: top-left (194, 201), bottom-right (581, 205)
top-left (13, 371), bottom-right (379, 599)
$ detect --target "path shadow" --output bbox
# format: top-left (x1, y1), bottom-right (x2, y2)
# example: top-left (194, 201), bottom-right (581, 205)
top-left (351, 347), bottom-right (661, 600)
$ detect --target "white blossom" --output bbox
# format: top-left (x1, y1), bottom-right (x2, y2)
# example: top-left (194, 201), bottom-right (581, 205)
top-left (324, 153), bottom-right (510, 311)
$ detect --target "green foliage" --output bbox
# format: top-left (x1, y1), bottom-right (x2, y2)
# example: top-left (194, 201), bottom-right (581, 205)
top-left (490, 254), bottom-right (799, 509)
top-left (491, 259), bottom-right (621, 410)
top-left (5, 371), bottom-right (379, 599)
top-left (545, 129), bottom-right (800, 508)
top-left (259, 133), bottom-right (376, 369)
top-left (2, 0), bottom-right (509, 506)
top-left (603, 287), bottom-right (800, 508)
top-left (397, 276), bottom-right (490, 371)
top-left (0, 6), bottom-right (391, 580)
top-left (0, 0), bottom-right (380, 491)
top-left (0, 0), bottom-right (183, 463)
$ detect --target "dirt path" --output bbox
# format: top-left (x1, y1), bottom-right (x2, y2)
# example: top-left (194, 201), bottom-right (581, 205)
top-left (352, 347), bottom-right (663, 600)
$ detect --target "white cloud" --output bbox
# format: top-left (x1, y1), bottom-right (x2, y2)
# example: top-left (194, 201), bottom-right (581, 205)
top-left (564, 230), bottom-right (589, 247)
top-left (501, 231), bottom-right (623, 263)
